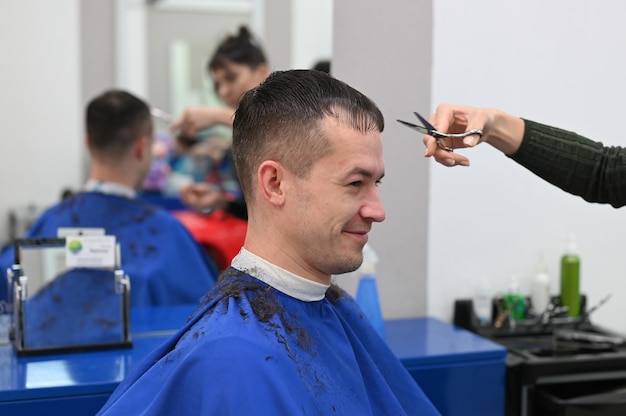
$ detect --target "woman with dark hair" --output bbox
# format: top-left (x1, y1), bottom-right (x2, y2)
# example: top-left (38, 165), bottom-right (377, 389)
top-left (172, 26), bottom-right (269, 136)
top-left (172, 26), bottom-right (270, 221)
top-left (170, 27), bottom-right (269, 269)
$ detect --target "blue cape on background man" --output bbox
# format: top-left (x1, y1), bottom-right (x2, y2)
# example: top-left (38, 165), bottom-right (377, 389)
top-left (0, 192), bottom-right (218, 307)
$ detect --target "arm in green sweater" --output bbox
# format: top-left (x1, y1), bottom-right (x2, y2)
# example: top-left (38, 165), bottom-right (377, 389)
top-left (424, 104), bottom-right (626, 208)
top-left (510, 120), bottom-right (626, 208)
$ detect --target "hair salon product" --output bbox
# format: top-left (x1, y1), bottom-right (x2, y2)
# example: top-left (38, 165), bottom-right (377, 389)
top-left (530, 254), bottom-right (551, 314)
top-left (560, 234), bottom-right (580, 317)
top-left (355, 244), bottom-right (386, 340)
top-left (473, 276), bottom-right (492, 326)
top-left (503, 276), bottom-right (526, 321)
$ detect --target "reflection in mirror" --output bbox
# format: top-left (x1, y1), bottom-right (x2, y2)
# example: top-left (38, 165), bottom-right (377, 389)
top-left (18, 242), bottom-right (67, 300)
top-left (170, 40), bottom-right (224, 121)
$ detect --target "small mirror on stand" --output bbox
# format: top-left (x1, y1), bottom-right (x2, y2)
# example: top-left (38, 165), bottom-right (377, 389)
top-left (10, 236), bottom-right (131, 356)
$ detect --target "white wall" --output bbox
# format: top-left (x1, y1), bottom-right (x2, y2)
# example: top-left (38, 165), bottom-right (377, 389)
top-left (429, 0), bottom-right (626, 333)
top-left (0, 1), bottom-right (83, 246)
top-left (290, 0), bottom-right (333, 69)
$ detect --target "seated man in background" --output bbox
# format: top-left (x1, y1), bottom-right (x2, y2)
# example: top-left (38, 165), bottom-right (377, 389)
top-left (97, 70), bottom-right (439, 415)
top-left (0, 90), bottom-right (219, 307)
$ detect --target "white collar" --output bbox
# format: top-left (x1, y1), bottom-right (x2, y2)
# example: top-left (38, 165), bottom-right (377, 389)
top-left (231, 248), bottom-right (330, 302)
top-left (84, 179), bottom-right (136, 199)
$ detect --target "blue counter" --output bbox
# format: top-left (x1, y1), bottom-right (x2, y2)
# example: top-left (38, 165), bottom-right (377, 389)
top-left (387, 317), bottom-right (507, 415)
top-left (0, 307), bottom-right (505, 415)
top-left (0, 304), bottom-right (196, 416)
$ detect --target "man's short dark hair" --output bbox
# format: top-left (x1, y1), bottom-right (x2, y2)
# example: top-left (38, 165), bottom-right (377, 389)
top-left (86, 90), bottom-right (152, 160)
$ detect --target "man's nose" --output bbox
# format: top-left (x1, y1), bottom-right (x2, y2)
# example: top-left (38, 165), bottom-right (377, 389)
top-left (217, 84), bottom-right (229, 101)
top-left (362, 190), bottom-right (386, 223)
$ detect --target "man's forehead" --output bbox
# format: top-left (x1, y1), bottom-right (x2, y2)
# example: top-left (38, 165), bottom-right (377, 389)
top-left (317, 126), bottom-right (384, 171)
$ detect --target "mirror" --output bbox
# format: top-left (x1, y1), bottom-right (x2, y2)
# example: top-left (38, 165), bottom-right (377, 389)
top-left (16, 238), bottom-right (67, 300)
top-left (119, 0), bottom-right (333, 116)
top-left (12, 238), bottom-right (131, 355)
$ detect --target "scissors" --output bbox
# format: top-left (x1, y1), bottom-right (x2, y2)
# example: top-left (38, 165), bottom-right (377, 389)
top-left (397, 111), bottom-right (483, 152)
top-left (150, 107), bottom-right (174, 124)
top-left (151, 107), bottom-right (184, 137)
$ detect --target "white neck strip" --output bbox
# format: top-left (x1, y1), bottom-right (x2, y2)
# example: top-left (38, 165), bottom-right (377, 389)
top-left (231, 248), bottom-right (330, 302)
top-left (84, 179), bottom-right (136, 199)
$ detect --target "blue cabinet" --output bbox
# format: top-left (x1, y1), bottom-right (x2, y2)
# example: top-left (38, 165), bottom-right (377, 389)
top-left (386, 317), bottom-right (507, 416)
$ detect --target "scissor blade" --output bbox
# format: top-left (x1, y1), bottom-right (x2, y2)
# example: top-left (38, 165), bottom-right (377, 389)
top-left (413, 111), bottom-right (436, 131)
top-left (396, 119), bottom-right (430, 135)
top-left (151, 107), bottom-right (173, 124)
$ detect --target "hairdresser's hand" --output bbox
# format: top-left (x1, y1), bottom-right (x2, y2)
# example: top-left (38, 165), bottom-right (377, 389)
top-left (189, 136), bottom-right (231, 162)
top-left (424, 104), bottom-right (525, 167)
top-left (180, 182), bottom-right (226, 213)
top-left (171, 106), bottom-right (235, 137)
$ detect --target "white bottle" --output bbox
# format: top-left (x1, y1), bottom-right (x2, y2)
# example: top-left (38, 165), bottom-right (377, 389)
top-left (355, 244), bottom-right (386, 339)
top-left (530, 254), bottom-right (551, 315)
top-left (473, 276), bottom-right (492, 325)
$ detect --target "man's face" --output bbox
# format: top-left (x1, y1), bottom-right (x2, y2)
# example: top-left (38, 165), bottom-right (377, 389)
top-left (282, 117), bottom-right (386, 282)
top-left (211, 61), bottom-right (267, 109)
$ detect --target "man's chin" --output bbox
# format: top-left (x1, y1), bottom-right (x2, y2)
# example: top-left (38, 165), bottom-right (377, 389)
top-left (328, 254), bottom-right (363, 275)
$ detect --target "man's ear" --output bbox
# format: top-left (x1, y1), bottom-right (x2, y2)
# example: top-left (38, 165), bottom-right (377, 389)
top-left (133, 135), bottom-right (151, 160)
top-left (257, 160), bottom-right (286, 206)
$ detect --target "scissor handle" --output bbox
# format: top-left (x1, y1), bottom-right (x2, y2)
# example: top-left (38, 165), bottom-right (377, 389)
top-left (433, 129), bottom-right (483, 139)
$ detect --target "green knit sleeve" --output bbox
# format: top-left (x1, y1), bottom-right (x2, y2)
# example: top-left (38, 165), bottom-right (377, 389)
top-left (508, 119), bottom-right (626, 207)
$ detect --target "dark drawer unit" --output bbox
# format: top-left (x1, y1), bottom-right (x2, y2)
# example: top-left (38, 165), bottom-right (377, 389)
top-left (454, 297), bottom-right (626, 416)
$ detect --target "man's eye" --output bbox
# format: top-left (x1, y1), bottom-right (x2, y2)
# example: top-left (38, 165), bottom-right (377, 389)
top-left (375, 180), bottom-right (382, 187)
top-left (349, 181), bottom-right (362, 187)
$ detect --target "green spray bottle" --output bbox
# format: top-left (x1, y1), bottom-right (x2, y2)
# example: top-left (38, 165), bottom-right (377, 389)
top-left (560, 234), bottom-right (581, 317)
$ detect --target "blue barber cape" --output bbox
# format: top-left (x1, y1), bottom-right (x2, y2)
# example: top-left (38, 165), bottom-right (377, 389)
top-left (0, 192), bottom-right (218, 307)
top-left (97, 268), bottom-right (441, 415)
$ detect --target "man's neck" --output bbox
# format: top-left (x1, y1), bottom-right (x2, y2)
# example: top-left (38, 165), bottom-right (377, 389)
top-left (243, 234), bottom-right (332, 286)
top-left (232, 248), bottom-right (330, 301)
top-left (84, 179), bottom-right (137, 199)
top-left (89, 164), bottom-right (140, 190)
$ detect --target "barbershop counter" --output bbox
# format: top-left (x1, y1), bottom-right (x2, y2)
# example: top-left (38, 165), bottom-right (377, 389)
top-left (0, 306), bottom-right (506, 416)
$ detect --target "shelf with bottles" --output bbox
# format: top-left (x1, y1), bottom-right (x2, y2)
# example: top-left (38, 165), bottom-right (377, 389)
top-left (454, 294), bottom-right (591, 338)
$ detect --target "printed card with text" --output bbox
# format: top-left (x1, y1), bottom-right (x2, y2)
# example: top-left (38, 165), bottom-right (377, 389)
top-left (65, 235), bottom-right (117, 268)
